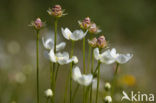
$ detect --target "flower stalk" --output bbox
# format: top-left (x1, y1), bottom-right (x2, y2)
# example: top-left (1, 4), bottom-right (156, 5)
top-left (36, 30), bottom-right (40, 103)
top-left (90, 48), bottom-right (94, 103)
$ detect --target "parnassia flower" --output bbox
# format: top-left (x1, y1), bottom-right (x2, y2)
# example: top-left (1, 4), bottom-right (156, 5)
top-left (42, 37), bottom-right (66, 51)
top-left (97, 35), bottom-right (107, 48)
top-left (47, 5), bottom-right (66, 18)
top-left (49, 49), bottom-right (78, 65)
top-left (72, 66), bottom-right (93, 86)
top-left (88, 38), bottom-right (97, 48)
top-left (61, 28), bottom-right (87, 41)
top-left (45, 89), bottom-right (53, 97)
top-left (94, 48), bottom-right (133, 64)
top-left (30, 18), bottom-right (44, 30)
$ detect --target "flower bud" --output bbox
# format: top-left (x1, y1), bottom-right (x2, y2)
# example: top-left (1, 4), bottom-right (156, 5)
top-left (104, 96), bottom-right (112, 103)
top-left (88, 38), bottom-right (97, 48)
top-left (45, 89), bottom-right (53, 97)
top-left (89, 23), bottom-right (101, 34)
top-left (31, 18), bottom-right (43, 30)
top-left (97, 35), bottom-right (107, 48)
top-left (48, 5), bottom-right (65, 18)
top-left (104, 82), bottom-right (111, 91)
top-left (78, 17), bottom-right (91, 30)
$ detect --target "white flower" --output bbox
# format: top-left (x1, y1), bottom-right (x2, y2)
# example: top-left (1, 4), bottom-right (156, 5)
top-left (72, 66), bottom-right (93, 86)
top-left (94, 48), bottom-right (133, 64)
top-left (49, 49), bottom-right (78, 65)
top-left (45, 89), bottom-right (53, 97)
top-left (42, 37), bottom-right (66, 51)
top-left (61, 28), bottom-right (87, 41)
top-left (104, 96), bottom-right (112, 103)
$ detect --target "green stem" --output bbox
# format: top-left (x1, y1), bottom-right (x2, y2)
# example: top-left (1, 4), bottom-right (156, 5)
top-left (50, 61), bottom-right (53, 98)
top-left (36, 30), bottom-right (40, 103)
top-left (95, 61), bottom-right (101, 103)
top-left (111, 63), bottom-right (119, 99)
top-left (70, 41), bottom-right (75, 103)
top-left (55, 64), bottom-right (60, 81)
top-left (63, 73), bottom-right (70, 103)
top-left (85, 86), bottom-right (91, 103)
top-left (72, 84), bottom-right (80, 103)
top-left (52, 18), bottom-right (58, 103)
top-left (90, 48), bottom-right (94, 103)
top-left (87, 46), bottom-right (92, 73)
top-left (83, 37), bottom-right (86, 103)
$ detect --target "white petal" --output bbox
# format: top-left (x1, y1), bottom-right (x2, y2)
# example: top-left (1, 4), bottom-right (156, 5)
top-left (72, 66), bottom-right (82, 82)
top-left (116, 53), bottom-right (133, 64)
top-left (94, 48), bottom-right (100, 60)
top-left (61, 28), bottom-right (72, 40)
top-left (56, 52), bottom-right (69, 65)
top-left (78, 74), bottom-right (93, 86)
top-left (56, 42), bottom-right (66, 51)
top-left (110, 48), bottom-right (119, 58)
top-left (66, 56), bottom-right (78, 64)
top-left (49, 49), bottom-right (57, 62)
top-left (100, 50), bottom-right (115, 64)
top-left (42, 37), bottom-right (54, 50)
top-left (71, 30), bottom-right (87, 41)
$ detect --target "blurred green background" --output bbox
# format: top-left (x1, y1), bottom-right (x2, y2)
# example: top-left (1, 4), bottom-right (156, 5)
top-left (0, 0), bottom-right (156, 103)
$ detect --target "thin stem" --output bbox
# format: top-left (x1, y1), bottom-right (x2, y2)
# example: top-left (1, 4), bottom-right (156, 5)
top-left (55, 64), bottom-right (60, 81)
top-left (95, 61), bottom-right (101, 103)
top-left (83, 37), bottom-right (86, 103)
top-left (111, 63), bottom-right (119, 99)
top-left (46, 97), bottom-right (49, 103)
top-left (72, 84), bottom-right (80, 103)
top-left (85, 86), bottom-right (91, 103)
top-left (90, 48), bottom-right (94, 103)
top-left (63, 73), bottom-right (70, 103)
top-left (70, 41), bottom-right (75, 103)
top-left (36, 30), bottom-right (40, 103)
top-left (87, 46), bottom-right (92, 73)
top-left (52, 18), bottom-right (58, 103)
top-left (50, 62), bottom-right (53, 90)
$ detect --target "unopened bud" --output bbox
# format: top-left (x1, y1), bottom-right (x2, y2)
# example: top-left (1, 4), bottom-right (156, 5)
top-left (48, 5), bottom-right (65, 18)
top-left (88, 38), bottom-right (97, 48)
top-left (78, 17), bottom-right (91, 30)
top-left (30, 18), bottom-right (43, 30)
top-left (97, 35), bottom-right (107, 48)
top-left (104, 96), bottom-right (112, 103)
top-left (104, 82), bottom-right (111, 91)
top-left (45, 89), bottom-right (53, 97)
top-left (89, 23), bottom-right (101, 34)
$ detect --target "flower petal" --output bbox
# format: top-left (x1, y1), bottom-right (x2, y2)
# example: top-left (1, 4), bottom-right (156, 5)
top-left (56, 42), bottom-right (66, 51)
top-left (94, 48), bottom-right (100, 60)
top-left (56, 52), bottom-right (69, 65)
top-left (100, 50), bottom-right (115, 64)
top-left (49, 49), bottom-right (57, 62)
top-left (42, 37), bottom-right (54, 50)
top-left (72, 66), bottom-right (82, 82)
top-left (66, 56), bottom-right (78, 64)
top-left (116, 53), bottom-right (133, 64)
top-left (78, 74), bottom-right (93, 86)
top-left (110, 48), bottom-right (119, 58)
top-left (61, 28), bottom-right (72, 40)
top-left (71, 30), bottom-right (87, 41)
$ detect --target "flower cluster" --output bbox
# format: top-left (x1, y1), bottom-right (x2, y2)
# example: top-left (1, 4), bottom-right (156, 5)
top-left (30, 4), bottom-right (133, 103)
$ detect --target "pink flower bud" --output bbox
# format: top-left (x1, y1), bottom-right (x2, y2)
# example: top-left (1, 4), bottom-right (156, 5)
top-left (78, 17), bottom-right (91, 30)
top-left (48, 5), bottom-right (65, 18)
top-left (88, 38), bottom-right (97, 47)
top-left (89, 23), bottom-right (101, 34)
top-left (97, 35), bottom-right (107, 48)
top-left (30, 18), bottom-right (43, 30)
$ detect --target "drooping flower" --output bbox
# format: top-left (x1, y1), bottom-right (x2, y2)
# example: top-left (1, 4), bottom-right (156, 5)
top-left (104, 82), bottom-right (111, 91)
top-left (72, 66), bottom-right (93, 86)
top-left (61, 28), bottom-right (87, 41)
top-left (49, 49), bottom-right (78, 65)
top-left (47, 5), bottom-right (66, 18)
top-left (42, 37), bottom-right (66, 51)
top-left (30, 18), bottom-right (44, 30)
top-left (88, 23), bottom-right (101, 34)
top-left (94, 48), bottom-right (133, 64)
top-left (104, 96), bottom-right (112, 103)
top-left (78, 17), bottom-right (91, 30)
top-left (45, 89), bottom-right (53, 97)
